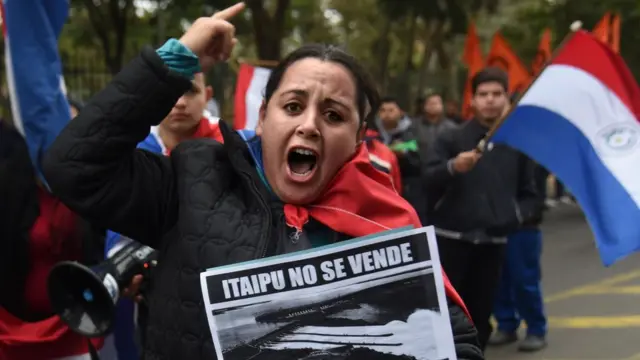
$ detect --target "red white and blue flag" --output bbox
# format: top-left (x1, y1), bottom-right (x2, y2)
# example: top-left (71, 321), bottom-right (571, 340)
top-left (1, 0), bottom-right (71, 181)
top-left (233, 63), bottom-right (271, 130)
top-left (492, 30), bottom-right (640, 266)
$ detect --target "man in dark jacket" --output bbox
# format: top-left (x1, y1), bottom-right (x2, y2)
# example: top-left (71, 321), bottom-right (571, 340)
top-left (42, 6), bottom-right (484, 359)
top-left (413, 92), bottom-right (459, 151)
top-left (445, 98), bottom-right (466, 125)
top-left (375, 96), bottom-right (429, 224)
top-left (425, 67), bottom-right (540, 350)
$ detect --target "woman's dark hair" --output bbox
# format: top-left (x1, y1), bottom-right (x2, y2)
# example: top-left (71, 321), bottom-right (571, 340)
top-left (471, 67), bottom-right (509, 94)
top-left (263, 44), bottom-right (380, 128)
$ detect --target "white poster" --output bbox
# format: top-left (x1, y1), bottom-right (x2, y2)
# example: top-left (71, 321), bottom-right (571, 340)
top-left (200, 226), bottom-right (457, 360)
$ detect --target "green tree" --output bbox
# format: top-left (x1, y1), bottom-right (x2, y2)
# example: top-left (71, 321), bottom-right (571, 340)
top-left (204, 0), bottom-right (292, 61)
top-left (334, 0), bottom-right (502, 107)
top-left (69, 0), bottom-right (136, 74)
top-left (501, 0), bottom-right (640, 79)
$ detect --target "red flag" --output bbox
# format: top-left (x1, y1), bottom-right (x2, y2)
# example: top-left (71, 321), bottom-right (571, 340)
top-left (610, 14), bottom-right (621, 53)
top-left (531, 28), bottom-right (552, 76)
top-left (487, 32), bottom-right (532, 95)
top-left (461, 22), bottom-right (484, 120)
top-left (592, 13), bottom-right (611, 44)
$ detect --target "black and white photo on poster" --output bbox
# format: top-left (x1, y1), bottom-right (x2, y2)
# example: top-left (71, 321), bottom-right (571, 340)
top-left (199, 226), bottom-right (456, 360)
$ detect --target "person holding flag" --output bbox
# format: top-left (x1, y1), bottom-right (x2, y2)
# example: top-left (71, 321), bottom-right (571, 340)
top-left (0, 0), bottom-right (112, 358)
top-left (425, 67), bottom-right (540, 350)
top-left (42, 3), bottom-right (483, 359)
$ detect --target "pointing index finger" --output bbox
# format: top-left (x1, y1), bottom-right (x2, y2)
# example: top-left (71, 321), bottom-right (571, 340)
top-left (212, 2), bottom-right (246, 20)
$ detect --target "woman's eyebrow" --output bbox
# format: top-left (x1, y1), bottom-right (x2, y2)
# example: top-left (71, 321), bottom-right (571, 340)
top-left (279, 89), bottom-right (351, 109)
top-left (322, 97), bottom-right (349, 110)
top-left (280, 89), bottom-right (308, 98)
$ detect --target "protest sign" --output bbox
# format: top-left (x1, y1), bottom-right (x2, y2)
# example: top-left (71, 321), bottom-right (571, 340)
top-left (200, 226), bottom-right (456, 360)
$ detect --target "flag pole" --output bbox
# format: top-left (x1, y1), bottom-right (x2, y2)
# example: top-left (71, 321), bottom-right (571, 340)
top-left (475, 21), bottom-right (584, 152)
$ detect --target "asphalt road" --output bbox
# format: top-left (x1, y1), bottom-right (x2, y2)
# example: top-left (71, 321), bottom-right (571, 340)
top-left (485, 204), bottom-right (640, 360)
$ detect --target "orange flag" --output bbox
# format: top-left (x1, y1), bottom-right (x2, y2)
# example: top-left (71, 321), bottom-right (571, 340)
top-left (592, 12), bottom-right (621, 53)
top-left (610, 13), bottom-right (620, 53)
top-left (592, 13), bottom-right (611, 44)
top-left (531, 28), bottom-right (552, 76)
top-left (486, 32), bottom-right (532, 95)
top-left (461, 21), bottom-right (484, 120)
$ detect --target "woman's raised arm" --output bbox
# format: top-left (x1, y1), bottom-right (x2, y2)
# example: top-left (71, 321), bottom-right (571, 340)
top-left (43, 47), bottom-right (192, 245)
top-left (44, 3), bottom-right (244, 245)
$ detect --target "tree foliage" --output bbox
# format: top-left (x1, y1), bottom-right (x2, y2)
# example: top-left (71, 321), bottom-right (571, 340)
top-left (502, 0), bottom-right (640, 78)
top-left (66, 0), bottom-right (136, 74)
top-left (49, 0), bottom-right (640, 114)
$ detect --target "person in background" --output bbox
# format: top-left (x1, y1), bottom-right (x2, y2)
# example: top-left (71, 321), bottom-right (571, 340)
top-left (376, 96), bottom-right (428, 224)
top-left (42, 4), bottom-right (483, 358)
top-left (0, 117), bottom-right (109, 359)
top-left (445, 98), bottom-right (466, 124)
top-left (489, 94), bottom-right (548, 352)
top-left (133, 73), bottom-right (222, 155)
top-left (425, 67), bottom-right (540, 350)
top-left (106, 72), bottom-right (222, 359)
top-left (413, 96), bottom-right (425, 118)
top-left (413, 92), bottom-right (458, 157)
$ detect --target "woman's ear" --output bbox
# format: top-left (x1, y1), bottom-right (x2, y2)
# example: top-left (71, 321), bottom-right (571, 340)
top-left (255, 100), bottom-right (267, 136)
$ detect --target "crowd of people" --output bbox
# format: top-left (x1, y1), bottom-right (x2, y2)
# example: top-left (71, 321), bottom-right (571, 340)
top-left (0, 3), bottom-right (577, 359)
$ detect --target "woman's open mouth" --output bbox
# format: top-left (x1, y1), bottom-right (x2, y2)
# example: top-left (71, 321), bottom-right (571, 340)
top-left (287, 147), bottom-right (318, 182)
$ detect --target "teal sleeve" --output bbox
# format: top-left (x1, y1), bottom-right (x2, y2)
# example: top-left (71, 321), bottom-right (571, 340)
top-left (155, 38), bottom-right (201, 80)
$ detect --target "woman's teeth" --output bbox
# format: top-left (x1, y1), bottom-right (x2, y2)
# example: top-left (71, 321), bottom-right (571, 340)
top-left (293, 148), bottom-right (315, 156)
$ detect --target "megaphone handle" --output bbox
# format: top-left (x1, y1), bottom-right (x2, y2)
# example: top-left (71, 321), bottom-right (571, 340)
top-left (87, 338), bottom-right (101, 360)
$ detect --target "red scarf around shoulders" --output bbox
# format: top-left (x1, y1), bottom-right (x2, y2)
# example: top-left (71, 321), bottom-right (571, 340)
top-left (283, 143), bottom-right (470, 320)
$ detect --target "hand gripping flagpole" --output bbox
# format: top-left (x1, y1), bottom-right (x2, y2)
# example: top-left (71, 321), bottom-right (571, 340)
top-left (475, 21), bottom-right (584, 153)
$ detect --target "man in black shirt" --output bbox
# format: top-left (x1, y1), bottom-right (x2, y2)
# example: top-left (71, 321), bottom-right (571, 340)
top-left (425, 67), bottom-right (540, 350)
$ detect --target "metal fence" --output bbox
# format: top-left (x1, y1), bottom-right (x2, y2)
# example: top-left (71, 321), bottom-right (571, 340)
top-left (0, 41), bottom-right (459, 126)
top-left (61, 52), bottom-right (115, 103)
top-left (0, 55), bottom-right (243, 127)
top-left (0, 54), bottom-right (113, 124)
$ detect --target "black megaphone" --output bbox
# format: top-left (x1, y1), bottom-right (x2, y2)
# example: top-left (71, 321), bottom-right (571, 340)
top-left (47, 237), bottom-right (157, 337)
